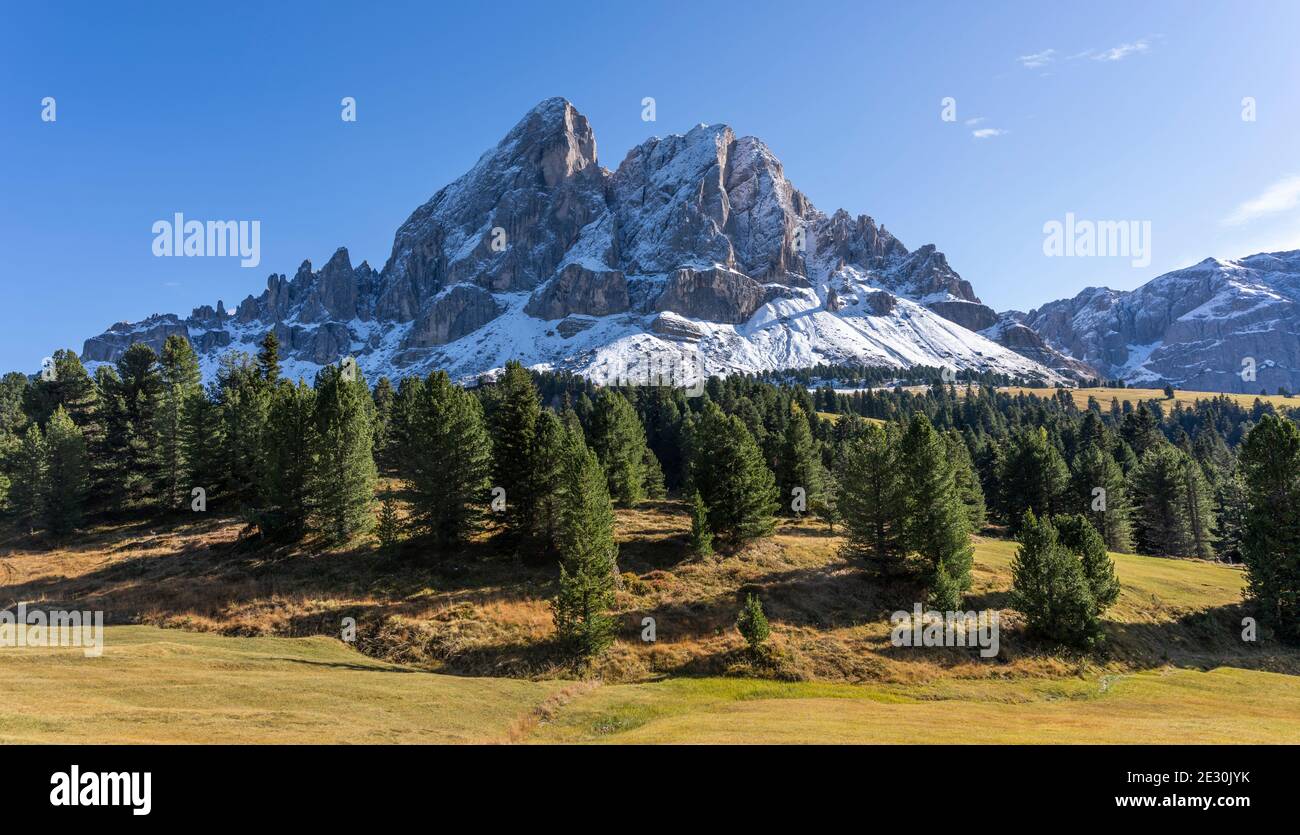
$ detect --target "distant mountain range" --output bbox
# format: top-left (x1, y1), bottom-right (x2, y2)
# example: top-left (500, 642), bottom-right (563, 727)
top-left (78, 98), bottom-right (1300, 394)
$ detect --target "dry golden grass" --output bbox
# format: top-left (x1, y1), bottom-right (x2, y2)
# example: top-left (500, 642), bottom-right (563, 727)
top-left (2, 501), bottom-right (1294, 688)
top-left (999, 385), bottom-right (1297, 411)
top-left (0, 626), bottom-right (562, 744)
top-left (4, 505), bottom-right (1299, 743)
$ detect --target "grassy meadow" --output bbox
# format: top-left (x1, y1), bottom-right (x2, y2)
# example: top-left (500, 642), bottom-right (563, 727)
top-left (1, 500), bottom-right (1296, 743)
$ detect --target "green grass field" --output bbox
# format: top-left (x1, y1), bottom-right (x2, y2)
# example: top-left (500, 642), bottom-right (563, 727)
top-left (4, 625), bottom-right (1297, 744)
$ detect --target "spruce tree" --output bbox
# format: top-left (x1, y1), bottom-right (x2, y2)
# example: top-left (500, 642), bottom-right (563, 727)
top-left (487, 361), bottom-right (543, 540)
top-left (1130, 444), bottom-right (1215, 558)
top-left (182, 381), bottom-right (225, 509)
top-left (8, 424), bottom-right (47, 532)
top-left (998, 427), bottom-right (1070, 534)
top-left (900, 414), bottom-right (972, 609)
top-left (310, 363), bottom-right (377, 543)
top-left (1053, 513), bottom-right (1120, 608)
top-left (551, 428), bottom-right (619, 660)
top-left (1211, 468), bottom-right (1248, 564)
top-left (22, 349), bottom-right (98, 429)
top-left (529, 409), bottom-right (570, 556)
top-left (256, 330), bottom-right (281, 384)
top-left (214, 353), bottom-right (270, 506)
top-left (776, 402), bottom-right (826, 516)
top-left (101, 343), bottom-right (163, 511)
top-left (735, 593), bottom-right (771, 655)
top-left (1010, 511), bottom-right (1101, 648)
top-left (1071, 443), bottom-right (1134, 552)
top-left (376, 495), bottom-right (401, 555)
top-left (641, 447), bottom-right (667, 499)
top-left (403, 371), bottom-right (493, 549)
top-left (837, 422), bottom-right (905, 575)
top-left (944, 429), bottom-right (986, 532)
top-left (258, 381), bottom-right (317, 542)
top-left (90, 365), bottom-right (127, 511)
top-left (1238, 415), bottom-right (1300, 642)
top-left (155, 335), bottom-right (202, 511)
top-left (586, 388), bottom-right (647, 507)
top-left (41, 406), bottom-right (88, 536)
top-left (371, 376), bottom-right (395, 471)
top-left (813, 471), bottom-right (841, 532)
top-left (688, 402), bottom-right (778, 543)
top-left (689, 489), bottom-right (714, 557)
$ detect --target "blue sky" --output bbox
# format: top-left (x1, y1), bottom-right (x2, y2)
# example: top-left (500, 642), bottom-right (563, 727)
top-left (2, 0), bottom-right (1298, 372)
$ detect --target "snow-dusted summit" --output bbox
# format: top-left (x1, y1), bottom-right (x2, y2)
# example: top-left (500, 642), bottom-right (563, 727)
top-left (81, 98), bottom-right (1067, 386)
top-left (1024, 251), bottom-right (1300, 393)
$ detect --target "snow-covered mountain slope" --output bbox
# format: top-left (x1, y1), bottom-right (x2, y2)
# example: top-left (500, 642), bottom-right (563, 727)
top-left (79, 97), bottom-right (1066, 386)
top-left (1025, 251), bottom-right (1300, 393)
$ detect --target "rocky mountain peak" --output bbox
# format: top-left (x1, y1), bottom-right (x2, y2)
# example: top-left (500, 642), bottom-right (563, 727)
top-left (77, 97), bottom-right (1079, 387)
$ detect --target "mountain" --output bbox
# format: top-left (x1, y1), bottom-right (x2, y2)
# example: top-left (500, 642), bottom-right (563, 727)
top-left (80, 98), bottom-right (1070, 386)
top-left (1024, 251), bottom-right (1300, 393)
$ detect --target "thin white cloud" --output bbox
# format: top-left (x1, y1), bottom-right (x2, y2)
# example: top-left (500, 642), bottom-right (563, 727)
top-left (972, 128), bottom-right (1007, 139)
top-left (964, 116), bottom-right (986, 126)
top-left (1222, 175), bottom-right (1300, 226)
top-left (1092, 38), bottom-right (1151, 61)
top-left (1018, 49), bottom-right (1055, 69)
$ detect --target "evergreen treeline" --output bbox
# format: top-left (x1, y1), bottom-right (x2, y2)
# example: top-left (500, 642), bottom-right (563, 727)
top-left (3, 347), bottom-right (1300, 651)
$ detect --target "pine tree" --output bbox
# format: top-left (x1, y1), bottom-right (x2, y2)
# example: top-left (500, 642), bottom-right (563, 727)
top-left (641, 447), bottom-right (666, 499)
top-left (486, 361), bottom-right (542, 540)
top-left (1180, 451), bottom-right (1216, 559)
top-left (41, 406), bottom-right (88, 536)
top-left (1238, 415), bottom-right (1300, 642)
top-left (403, 371), bottom-right (492, 549)
top-left (689, 489), bottom-right (714, 557)
top-left (90, 365), bottom-right (127, 511)
top-left (258, 381), bottom-right (317, 542)
top-left (837, 422), bottom-right (905, 575)
top-left (688, 402), bottom-right (778, 543)
top-left (735, 593), bottom-right (771, 655)
top-left (214, 353), bottom-right (270, 506)
top-left (376, 495), bottom-right (401, 555)
top-left (371, 376), bottom-right (395, 471)
top-left (1010, 511), bottom-right (1101, 648)
top-left (813, 471), bottom-right (841, 532)
top-left (899, 414), bottom-right (972, 609)
top-left (1053, 513), bottom-right (1120, 608)
top-left (1130, 444), bottom-right (1215, 557)
top-left (1211, 468), bottom-right (1248, 564)
top-left (256, 330), bottom-right (281, 384)
top-left (310, 363), bottom-right (377, 543)
top-left (154, 335), bottom-right (202, 511)
top-left (944, 430), bottom-right (986, 531)
top-left (1071, 443), bottom-right (1134, 552)
top-left (102, 343), bottom-right (163, 510)
top-left (22, 349), bottom-right (98, 429)
top-left (775, 402), bottom-right (826, 517)
top-left (998, 427), bottom-right (1069, 534)
top-left (182, 382), bottom-right (225, 509)
top-left (551, 429), bottom-right (619, 660)
top-left (528, 409), bottom-right (572, 557)
top-left (8, 424), bottom-right (47, 532)
top-left (586, 389), bottom-right (647, 507)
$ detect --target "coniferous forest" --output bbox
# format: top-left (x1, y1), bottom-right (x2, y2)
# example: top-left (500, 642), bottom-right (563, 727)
top-left (3, 333), bottom-right (1299, 660)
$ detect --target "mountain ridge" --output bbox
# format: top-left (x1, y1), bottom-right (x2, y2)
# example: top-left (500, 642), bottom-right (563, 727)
top-left (80, 97), bottom-right (1072, 387)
